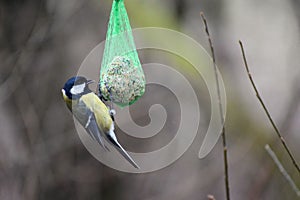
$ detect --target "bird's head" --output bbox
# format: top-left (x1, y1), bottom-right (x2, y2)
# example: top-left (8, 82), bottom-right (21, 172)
top-left (62, 76), bottom-right (94, 100)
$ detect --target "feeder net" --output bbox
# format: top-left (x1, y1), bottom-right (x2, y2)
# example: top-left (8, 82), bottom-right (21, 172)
top-left (99, 0), bottom-right (145, 107)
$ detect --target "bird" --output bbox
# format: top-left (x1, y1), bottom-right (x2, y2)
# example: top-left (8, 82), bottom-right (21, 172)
top-left (61, 76), bottom-right (139, 169)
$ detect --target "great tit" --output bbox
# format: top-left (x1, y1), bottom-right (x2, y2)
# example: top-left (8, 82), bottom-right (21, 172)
top-left (61, 76), bottom-right (139, 169)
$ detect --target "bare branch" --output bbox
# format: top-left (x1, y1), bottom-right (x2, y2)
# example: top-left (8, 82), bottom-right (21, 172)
top-left (265, 145), bottom-right (300, 197)
top-left (200, 12), bottom-right (231, 200)
top-left (207, 194), bottom-right (216, 200)
top-left (239, 40), bottom-right (300, 173)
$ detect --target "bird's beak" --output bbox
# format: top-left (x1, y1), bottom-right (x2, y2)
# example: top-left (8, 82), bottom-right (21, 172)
top-left (87, 80), bottom-right (95, 85)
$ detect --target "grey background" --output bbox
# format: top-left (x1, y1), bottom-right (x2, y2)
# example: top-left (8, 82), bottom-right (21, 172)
top-left (0, 0), bottom-right (299, 199)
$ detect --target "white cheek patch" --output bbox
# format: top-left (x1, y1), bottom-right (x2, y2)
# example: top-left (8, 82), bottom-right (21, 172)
top-left (70, 83), bottom-right (85, 95)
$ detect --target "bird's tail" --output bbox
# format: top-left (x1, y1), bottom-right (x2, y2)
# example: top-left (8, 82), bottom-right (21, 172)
top-left (107, 134), bottom-right (140, 169)
top-left (116, 141), bottom-right (140, 169)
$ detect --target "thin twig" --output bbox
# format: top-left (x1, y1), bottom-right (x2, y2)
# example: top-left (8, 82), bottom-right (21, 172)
top-left (200, 12), bottom-right (231, 200)
top-left (239, 40), bottom-right (300, 173)
top-left (265, 144), bottom-right (300, 197)
top-left (207, 194), bottom-right (216, 200)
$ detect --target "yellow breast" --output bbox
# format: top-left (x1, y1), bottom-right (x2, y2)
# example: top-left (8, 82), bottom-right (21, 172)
top-left (62, 89), bottom-right (72, 110)
top-left (80, 92), bottom-right (113, 133)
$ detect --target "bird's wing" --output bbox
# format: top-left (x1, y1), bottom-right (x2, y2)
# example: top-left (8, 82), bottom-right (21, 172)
top-left (79, 92), bottom-right (113, 133)
top-left (72, 100), bottom-right (109, 151)
top-left (78, 93), bottom-right (139, 168)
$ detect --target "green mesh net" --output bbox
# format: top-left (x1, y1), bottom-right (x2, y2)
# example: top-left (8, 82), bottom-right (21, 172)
top-left (99, 0), bottom-right (145, 107)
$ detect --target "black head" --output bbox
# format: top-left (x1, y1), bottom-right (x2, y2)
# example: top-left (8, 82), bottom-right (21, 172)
top-left (62, 76), bottom-right (94, 99)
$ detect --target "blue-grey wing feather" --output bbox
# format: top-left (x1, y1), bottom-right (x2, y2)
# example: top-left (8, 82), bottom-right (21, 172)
top-left (72, 100), bottom-right (108, 151)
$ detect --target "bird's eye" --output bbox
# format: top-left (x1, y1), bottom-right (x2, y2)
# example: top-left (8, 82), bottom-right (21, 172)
top-left (75, 79), bottom-right (84, 85)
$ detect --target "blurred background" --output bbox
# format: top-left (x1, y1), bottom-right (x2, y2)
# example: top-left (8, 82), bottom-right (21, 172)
top-left (0, 0), bottom-right (300, 199)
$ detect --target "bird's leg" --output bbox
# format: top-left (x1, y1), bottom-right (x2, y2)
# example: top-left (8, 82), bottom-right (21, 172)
top-left (98, 82), bottom-right (108, 102)
top-left (105, 82), bottom-right (116, 121)
top-left (109, 109), bottom-right (116, 122)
